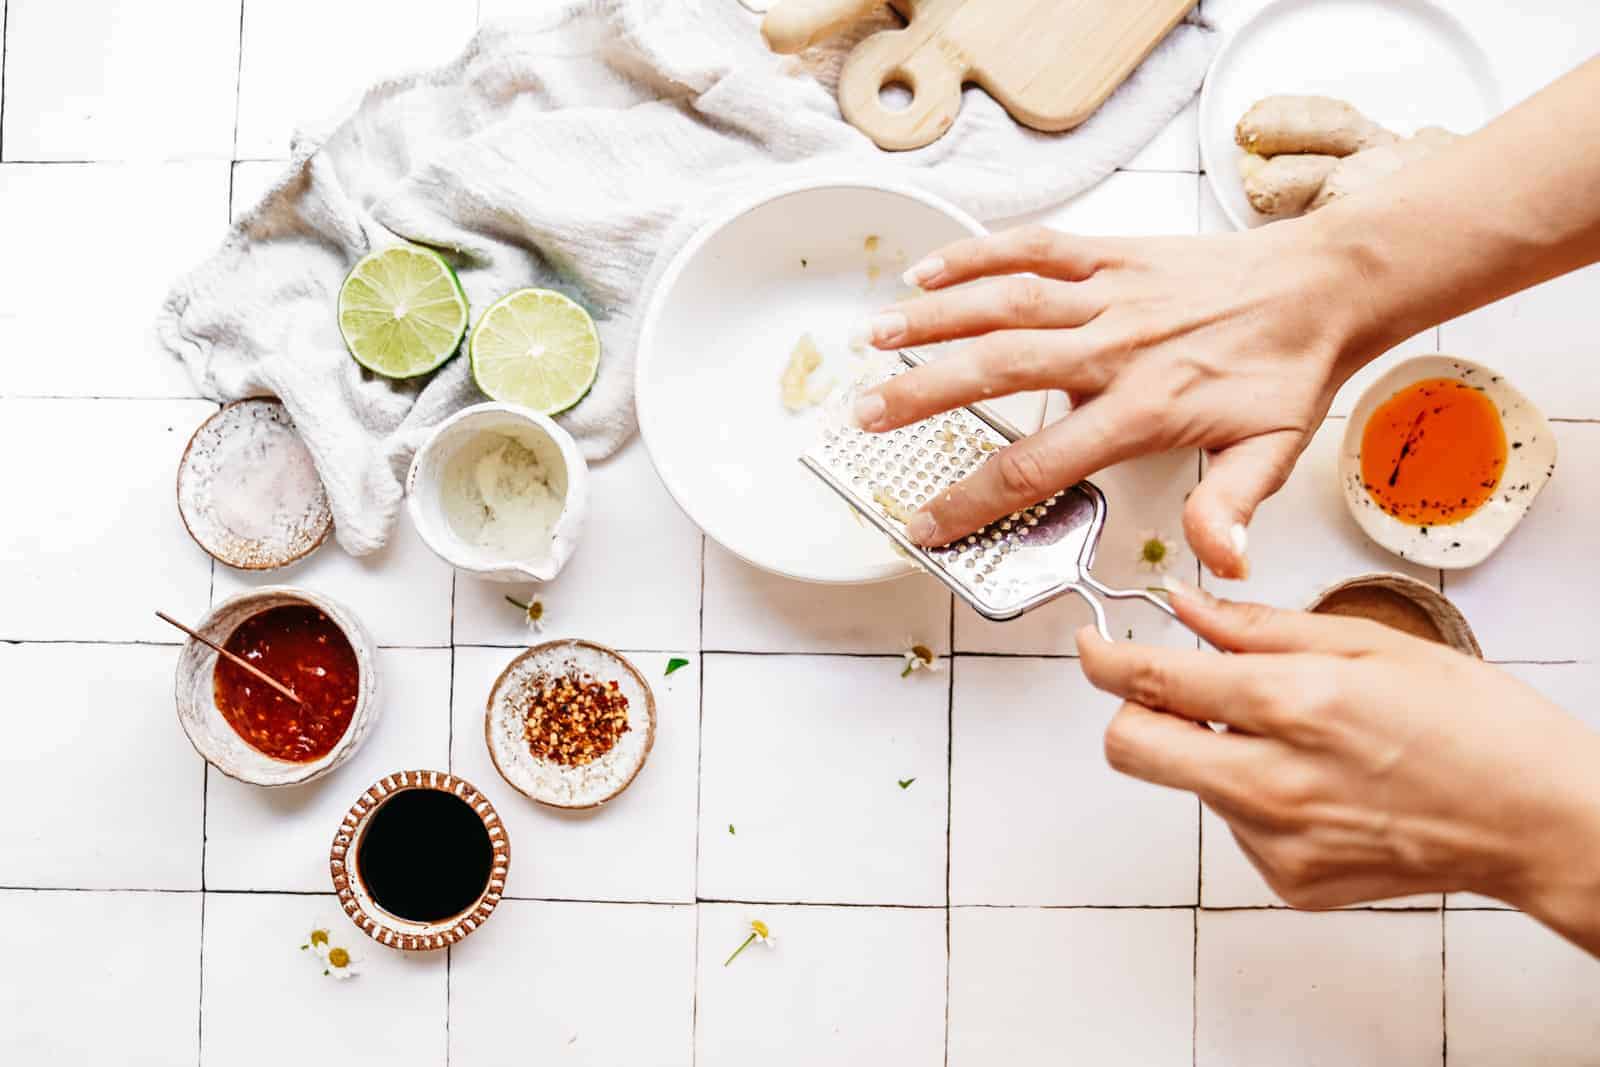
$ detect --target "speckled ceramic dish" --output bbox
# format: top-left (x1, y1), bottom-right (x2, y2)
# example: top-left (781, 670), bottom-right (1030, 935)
top-left (1339, 356), bottom-right (1556, 569)
top-left (330, 770), bottom-right (511, 952)
top-left (1307, 573), bottom-right (1481, 658)
top-left (485, 640), bottom-right (656, 810)
top-left (177, 398), bottom-right (333, 570)
top-left (173, 587), bottom-right (378, 787)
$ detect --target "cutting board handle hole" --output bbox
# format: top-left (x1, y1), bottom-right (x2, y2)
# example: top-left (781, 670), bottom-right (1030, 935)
top-left (878, 75), bottom-right (915, 113)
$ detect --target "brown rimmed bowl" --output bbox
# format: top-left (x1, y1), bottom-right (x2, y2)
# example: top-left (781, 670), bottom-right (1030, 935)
top-left (173, 586), bottom-right (378, 787)
top-left (330, 770), bottom-right (511, 952)
top-left (485, 640), bottom-right (657, 810)
top-left (176, 397), bottom-right (333, 570)
top-left (1307, 573), bottom-right (1482, 658)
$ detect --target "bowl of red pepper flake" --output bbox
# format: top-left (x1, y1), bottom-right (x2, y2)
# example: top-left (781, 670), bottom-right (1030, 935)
top-left (484, 639), bottom-right (656, 809)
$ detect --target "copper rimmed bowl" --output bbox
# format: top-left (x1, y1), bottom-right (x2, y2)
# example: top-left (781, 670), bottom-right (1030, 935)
top-left (329, 770), bottom-right (511, 951)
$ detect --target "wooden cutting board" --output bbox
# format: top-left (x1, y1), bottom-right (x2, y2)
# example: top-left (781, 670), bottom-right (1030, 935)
top-left (838, 0), bottom-right (1198, 150)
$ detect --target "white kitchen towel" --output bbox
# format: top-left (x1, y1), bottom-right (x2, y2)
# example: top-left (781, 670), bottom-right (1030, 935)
top-left (158, 0), bottom-right (1216, 556)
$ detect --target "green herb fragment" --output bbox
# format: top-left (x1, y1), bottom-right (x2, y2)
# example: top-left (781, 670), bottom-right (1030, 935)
top-left (898, 778), bottom-right (915, 789)
top-left (728, 824), bottom-right (736, 835)
top-left (665, 657), bottom-right (690, 676)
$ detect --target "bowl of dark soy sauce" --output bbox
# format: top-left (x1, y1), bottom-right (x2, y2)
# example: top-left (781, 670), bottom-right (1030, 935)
top-left (330, 770), bottom-right (511, 951)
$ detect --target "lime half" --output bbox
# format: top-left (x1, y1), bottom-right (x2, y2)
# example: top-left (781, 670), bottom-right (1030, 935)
top-left (337, 245), bottom-right (469, 378)
top-left (469, 288), bottom-right (600, 415)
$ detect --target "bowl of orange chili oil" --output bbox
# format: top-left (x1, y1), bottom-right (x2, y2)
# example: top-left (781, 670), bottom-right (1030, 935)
top-left (174, 587), bottom-right (378, 787)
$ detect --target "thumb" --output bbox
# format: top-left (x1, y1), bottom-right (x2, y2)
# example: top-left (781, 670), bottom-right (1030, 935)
top-left (1183, 431), bottom-right (1304, 580)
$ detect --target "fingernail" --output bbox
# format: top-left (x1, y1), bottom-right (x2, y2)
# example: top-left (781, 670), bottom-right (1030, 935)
top-left (906, 511), bottom-right (937, 544)
top-left (1228, 522), bottom-right (1250, 579)
top-left (1229, 522), bottom-right (1249, 559)
top-left (853, 393), bottom-right (887, 431)
top-left (902, 256), bottom-right (944, 288)
top-left (859, 311), bottom-right (906, 347)
top-left (1160, 575), bottom-right (1189, 599)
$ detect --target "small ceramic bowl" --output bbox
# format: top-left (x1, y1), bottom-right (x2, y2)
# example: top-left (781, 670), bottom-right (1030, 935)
top-left (485, 640), bottom-right (656, 810)
top-left (176, 398), bottom-right (333, 570)
top-left (405, 402), bottom-right (589, 584)
top-left (1307, 572), bottom-right (1481, 658)
top-left (174, 586), bottom-right (378, 787)
top-left (1339, 355), bottom-right (1555, 569)
top-left (329, 769), bottom-right (511, 952)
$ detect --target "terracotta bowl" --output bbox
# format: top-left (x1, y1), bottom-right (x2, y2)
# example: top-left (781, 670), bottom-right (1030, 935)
top-left (173, 586), bottom-right (378, 787)
top-left (329, 770), bottom-right (511, 952)
top-left (1306, 572), bottom-right (1482, 658)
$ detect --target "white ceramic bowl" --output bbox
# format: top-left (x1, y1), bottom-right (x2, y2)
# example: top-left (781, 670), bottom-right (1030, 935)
top-left (406, 402), bottom-right (589, 584)
top-left (1199, 0), bottom-right (1500, 230)
top-left (174, 587), bottom-right (378, 787)
top-left (637, 177), bottom-right (1046, 584)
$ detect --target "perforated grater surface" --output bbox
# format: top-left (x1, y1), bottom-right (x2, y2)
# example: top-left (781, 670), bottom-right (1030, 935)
top-left (800, 349), bottom-right (1182, 640)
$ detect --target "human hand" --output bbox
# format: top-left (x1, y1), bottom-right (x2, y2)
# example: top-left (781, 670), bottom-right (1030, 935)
top-left (852, 220), bottom-right (1384, 578)
top-left (1077, 579), bottom-right (1600, 954)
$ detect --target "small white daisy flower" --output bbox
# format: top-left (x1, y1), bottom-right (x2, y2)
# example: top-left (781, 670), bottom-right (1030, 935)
top-left (900, 638), bottom-right (941, 678)
top-left (300, 927), bottom-right (332, 959)
top-left (505, 595), bottom-right (545, 633)
top-left (724, 919), bottom-right (776, 966)
top-left (322, 943), bottom-right (361, 980)
top-left (1134, 531), bottom-right (1179, 574)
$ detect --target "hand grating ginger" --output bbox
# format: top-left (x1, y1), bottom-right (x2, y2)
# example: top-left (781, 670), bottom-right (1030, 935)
top-left (1235, 95), bottom-right (1460, 217)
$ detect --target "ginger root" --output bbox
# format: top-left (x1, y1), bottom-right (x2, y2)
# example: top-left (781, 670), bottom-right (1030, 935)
top-left (1235, 95), bottom-right (1397, 156)
top-left (1235, 96), bottom-right (1460, 217)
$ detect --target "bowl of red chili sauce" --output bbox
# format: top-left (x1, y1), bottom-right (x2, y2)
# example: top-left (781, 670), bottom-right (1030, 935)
top-left (174, 587), bottom-right (378, 786)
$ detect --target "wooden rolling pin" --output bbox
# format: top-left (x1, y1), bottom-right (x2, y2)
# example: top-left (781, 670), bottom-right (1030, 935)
top-left (762, 0), bottom-right (882, 53)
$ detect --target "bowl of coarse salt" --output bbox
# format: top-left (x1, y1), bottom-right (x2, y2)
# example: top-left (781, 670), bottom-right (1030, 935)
top-left (406, 402), bottom-right (589, 583)
top-left (484, 640), bottom-right (656, 809)
top-left (177, 398), bottom-right (333, 570)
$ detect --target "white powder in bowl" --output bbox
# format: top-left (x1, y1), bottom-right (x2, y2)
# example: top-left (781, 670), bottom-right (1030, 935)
top-left (485, 642), bottom-right (655, 808)
top-left (441, 432), bottom-right (567, 558)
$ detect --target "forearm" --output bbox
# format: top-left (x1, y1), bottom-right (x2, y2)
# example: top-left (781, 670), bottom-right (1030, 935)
top-left (1496, 730), bottom-right (1600, 957)
top-left (1296, 57), bottom-right (1600, 373)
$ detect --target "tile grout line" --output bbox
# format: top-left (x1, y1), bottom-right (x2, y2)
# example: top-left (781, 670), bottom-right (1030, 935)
top-left (691, 532), bottom-right (707, 1067)
top-left (196, 888), bottom-right (206, 1067)
top-left (228, 0), bottom-right (246, 162)
top-left (1192, 904), bottom-right (1199, 1067)
top-left (943, 590), bottom-right (955, 1067)
top-left (2, 639), bottom-right (1588, 669)
top-left (0, 885), bottom-right (1507, 912)
top-left (1440, 906), bottom-right (1448, 1065)
top-left (0, 0), bottom-right (9, 161)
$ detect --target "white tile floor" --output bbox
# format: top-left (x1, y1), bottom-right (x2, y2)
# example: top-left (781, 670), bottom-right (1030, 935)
top-left (3, 1), bottom-right (1599, 1064)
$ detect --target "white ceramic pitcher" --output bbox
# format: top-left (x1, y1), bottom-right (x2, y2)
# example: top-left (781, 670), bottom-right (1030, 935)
top-left (405, 403), bottom-right (589, 584)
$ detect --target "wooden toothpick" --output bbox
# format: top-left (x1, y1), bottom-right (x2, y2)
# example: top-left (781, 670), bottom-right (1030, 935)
top-left (155, 611), bottom-right (304, 706)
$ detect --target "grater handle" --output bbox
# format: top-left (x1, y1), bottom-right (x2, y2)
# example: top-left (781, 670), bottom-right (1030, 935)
top-left (1077, 574), bottom-right (1182, 640)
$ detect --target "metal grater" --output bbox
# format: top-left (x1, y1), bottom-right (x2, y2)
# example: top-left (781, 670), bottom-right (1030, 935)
top-left (800, 349), bottom-right (1182, 640)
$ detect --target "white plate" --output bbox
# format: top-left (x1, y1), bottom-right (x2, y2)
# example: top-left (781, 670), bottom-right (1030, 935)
top-left (1200, 0), bottom-right (1501, 230)
top-left (636, 177), bottom-right (1046, 585)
